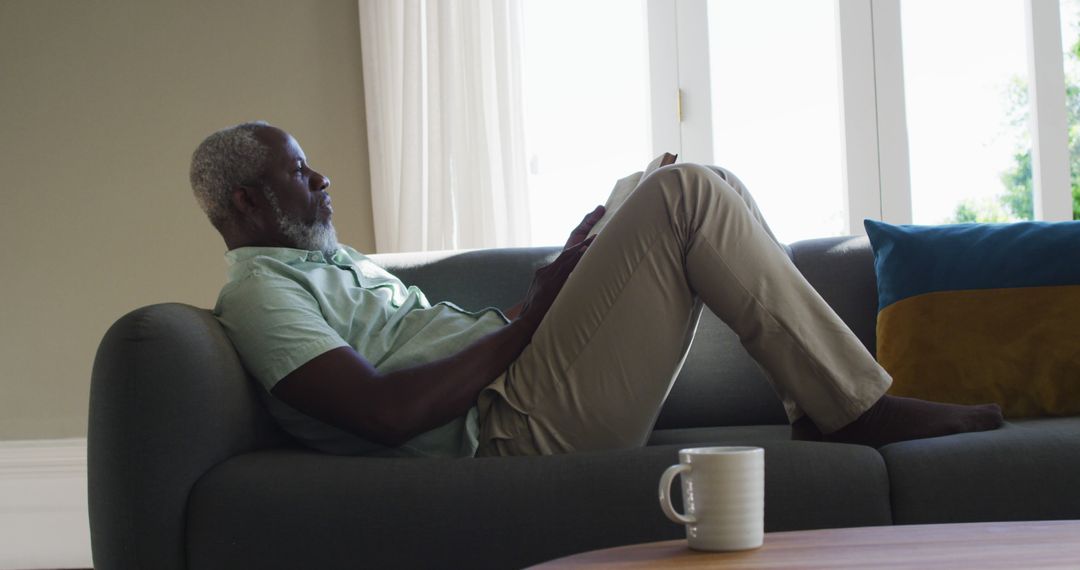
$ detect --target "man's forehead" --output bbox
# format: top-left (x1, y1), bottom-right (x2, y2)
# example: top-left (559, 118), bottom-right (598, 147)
top-left (256, 126), bottom-right (305, 161)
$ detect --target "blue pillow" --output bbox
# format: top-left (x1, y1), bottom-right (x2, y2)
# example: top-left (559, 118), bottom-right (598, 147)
top-left (864, 219), bottom-right (1080, 418)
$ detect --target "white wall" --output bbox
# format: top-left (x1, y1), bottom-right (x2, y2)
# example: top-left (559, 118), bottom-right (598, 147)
top-left (0, 0), bottom-right (376, 440)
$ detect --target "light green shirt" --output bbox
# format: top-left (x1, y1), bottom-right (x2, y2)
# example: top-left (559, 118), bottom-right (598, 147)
top-left (213, 245), bottom-right (509, 457)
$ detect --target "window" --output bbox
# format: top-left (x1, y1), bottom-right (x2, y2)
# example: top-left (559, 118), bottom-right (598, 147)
top-left (706, 0), bottom-right (845, 242)
top-left (520, 0), bottom-right (652, 246)
top-left (1061, 0), bottom-right (1080, 219)
top-left (517, 0), bottom-right (1076, 246)
top-left (902, 0), bottom-right (1030, 224)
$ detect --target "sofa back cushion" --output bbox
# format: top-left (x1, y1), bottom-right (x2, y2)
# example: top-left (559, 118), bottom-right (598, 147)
top-left (656, 236), bottom-right (879, 428)
top-left (376, 236), bottom-right (878, 430)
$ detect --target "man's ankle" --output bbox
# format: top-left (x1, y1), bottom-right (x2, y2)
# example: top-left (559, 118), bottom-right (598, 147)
top-left (818, 394), bottom-right (1004, 448)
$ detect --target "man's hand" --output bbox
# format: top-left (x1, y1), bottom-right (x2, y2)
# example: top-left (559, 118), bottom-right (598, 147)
top-left (563, 205), bottom-right (606, 249)
top-left (518, 236), bottom-right (594, 328)
top-left (504, 207), bottom-right (605, 320)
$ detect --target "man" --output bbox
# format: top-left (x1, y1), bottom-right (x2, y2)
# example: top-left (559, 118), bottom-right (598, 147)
top-left (192, 121), bottom-right (1002, 458)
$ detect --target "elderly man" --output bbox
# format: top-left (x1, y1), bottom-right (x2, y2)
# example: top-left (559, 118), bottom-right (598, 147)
top-left (191, 121), bottom-right (1002, 457)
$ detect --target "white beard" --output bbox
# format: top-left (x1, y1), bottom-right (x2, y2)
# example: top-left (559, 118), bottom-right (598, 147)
top-left (263, 189), bottom-right (340, 257)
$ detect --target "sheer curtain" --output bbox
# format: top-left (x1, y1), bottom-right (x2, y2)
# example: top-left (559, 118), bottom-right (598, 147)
top-left (358, 0), bottom-right (531, 252)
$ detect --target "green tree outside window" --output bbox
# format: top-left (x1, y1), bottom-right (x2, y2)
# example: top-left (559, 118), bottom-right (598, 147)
top-left (946, 18), bottom-right (1080, 223)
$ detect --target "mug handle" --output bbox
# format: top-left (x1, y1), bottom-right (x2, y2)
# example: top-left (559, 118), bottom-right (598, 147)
top-left (659, 464), bottom-right (696, 525)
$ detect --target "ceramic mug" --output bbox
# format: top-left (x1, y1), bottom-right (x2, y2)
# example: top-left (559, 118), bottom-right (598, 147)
top-left (658, 446), bottom-right (764, 551)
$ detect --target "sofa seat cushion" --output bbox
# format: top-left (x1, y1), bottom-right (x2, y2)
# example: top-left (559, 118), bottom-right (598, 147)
top-left (647, 424), bottom-right (793, 445)
top-left (649, 425), bottom-right (892, 531)
top-left (187, 439), bottom-right (892, 570)
top-left (881, 417), bottom-right (1080, 524)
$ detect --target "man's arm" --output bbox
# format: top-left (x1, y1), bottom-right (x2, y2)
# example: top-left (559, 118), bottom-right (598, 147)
top-left (502, 301), bottom-right (524, 320)
top-left (272, 238), bottom-right (592, 447)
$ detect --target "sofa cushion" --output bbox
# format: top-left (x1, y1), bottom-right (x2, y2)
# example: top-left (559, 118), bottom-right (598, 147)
top-left (881, 417), bottom-right (1080, 524)
top-left (653, 310), bottom-right (789, 428)
top-left (373, 247), bottom-right (558, 314)
top-left (789, 236), bottom-right (880, 356)
top-left (647, 424), bottom-right (793, 445)
top-left (865, 220), bottom-right (1080, 418)
top-left (374, 248), bottom-right (790, 430)
top-left (648, 426), bottom-right (892, 531)
top-left (187, 438), bottom-right (892, 570)
top-left (374, 239), bottom-right (889, 431)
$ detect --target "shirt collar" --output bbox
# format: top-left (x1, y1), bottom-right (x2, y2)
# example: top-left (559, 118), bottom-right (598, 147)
top-left (224, 246), bottom-right (349, 267)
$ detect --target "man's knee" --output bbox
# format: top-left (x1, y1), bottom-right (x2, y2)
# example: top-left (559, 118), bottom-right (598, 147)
top-left (647, 163), bottom-right (741, 204)
top-left (704, 164), bottom-right (739, 184)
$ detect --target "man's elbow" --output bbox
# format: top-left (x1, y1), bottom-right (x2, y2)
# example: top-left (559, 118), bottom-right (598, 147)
top-left (366, 427), bottom-right (413, 448)
top-left (360, 400), bottom-right (426, 448)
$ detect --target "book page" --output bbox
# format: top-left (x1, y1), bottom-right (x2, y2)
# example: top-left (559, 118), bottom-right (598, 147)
top-left (587, 153), bottom-right (677, 237)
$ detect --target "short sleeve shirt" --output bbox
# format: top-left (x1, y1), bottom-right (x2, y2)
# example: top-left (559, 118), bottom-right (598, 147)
top-left (213, 245), bottom-right (509, 457)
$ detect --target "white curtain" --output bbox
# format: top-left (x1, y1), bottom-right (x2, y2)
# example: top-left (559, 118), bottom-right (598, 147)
top-left (358, 0), bottom-right (532, 252)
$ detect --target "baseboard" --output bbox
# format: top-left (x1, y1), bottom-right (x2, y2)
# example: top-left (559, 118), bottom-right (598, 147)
top-left (0, 438), bottom-right (91, 570)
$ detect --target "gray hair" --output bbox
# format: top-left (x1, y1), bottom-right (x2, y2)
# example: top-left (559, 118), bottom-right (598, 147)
top-left (189, 121), bottom-right (271, 229)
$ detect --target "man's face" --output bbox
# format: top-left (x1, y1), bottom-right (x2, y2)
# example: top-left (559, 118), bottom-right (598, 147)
top-left (251, 127), bottom-right (338, 255)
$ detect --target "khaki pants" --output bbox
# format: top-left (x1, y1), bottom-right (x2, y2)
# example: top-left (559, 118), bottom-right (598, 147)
top-left (476, 164), bottom-right (891, 456)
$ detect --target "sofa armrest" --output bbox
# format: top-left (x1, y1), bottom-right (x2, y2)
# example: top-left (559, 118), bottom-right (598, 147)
top-left (88, 303), bottom-right (291, 570)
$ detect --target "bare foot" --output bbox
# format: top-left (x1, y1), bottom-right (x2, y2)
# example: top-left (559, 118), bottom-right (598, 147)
top-left (792, 395), bottom-right (1004, 448)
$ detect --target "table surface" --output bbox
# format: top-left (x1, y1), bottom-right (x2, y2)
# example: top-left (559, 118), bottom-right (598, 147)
top-left (531, 520), bottom-right (1080, 569)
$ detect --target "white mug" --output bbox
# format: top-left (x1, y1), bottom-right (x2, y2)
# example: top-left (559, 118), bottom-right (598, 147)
top-left (658, 446), bottom-right (764, 551)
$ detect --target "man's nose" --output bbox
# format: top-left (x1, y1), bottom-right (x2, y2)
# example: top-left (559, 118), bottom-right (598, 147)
top-left (312, 171), bottom-right (330, 192)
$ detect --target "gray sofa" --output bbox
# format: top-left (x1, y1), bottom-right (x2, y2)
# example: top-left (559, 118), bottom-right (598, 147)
top-left (88, 236), bottom-right (1080, 570)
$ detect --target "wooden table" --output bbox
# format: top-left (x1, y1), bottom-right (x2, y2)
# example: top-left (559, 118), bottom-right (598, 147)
top-left (532, 520), bottom-right (1080, 569)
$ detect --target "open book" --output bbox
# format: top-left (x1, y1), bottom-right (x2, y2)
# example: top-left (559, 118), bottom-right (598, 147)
top-left (587, 152), bottom-right (677, 237)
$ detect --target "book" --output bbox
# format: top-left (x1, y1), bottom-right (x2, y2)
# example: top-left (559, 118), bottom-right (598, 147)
top-left (587, 152), bottom-right (678, 237)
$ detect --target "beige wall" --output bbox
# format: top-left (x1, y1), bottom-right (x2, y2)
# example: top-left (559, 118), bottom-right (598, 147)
top-left (0, 0), bottom-right (375, 440)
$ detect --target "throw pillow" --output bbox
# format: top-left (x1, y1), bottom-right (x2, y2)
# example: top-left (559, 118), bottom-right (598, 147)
top-left (864, 219), bottom-right (1080, 418)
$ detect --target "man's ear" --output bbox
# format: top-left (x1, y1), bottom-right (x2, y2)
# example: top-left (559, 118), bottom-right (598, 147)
top-left (229, 184), bottom-right (274, 234)
top-left (230, 184), bottom-right (263, 218)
